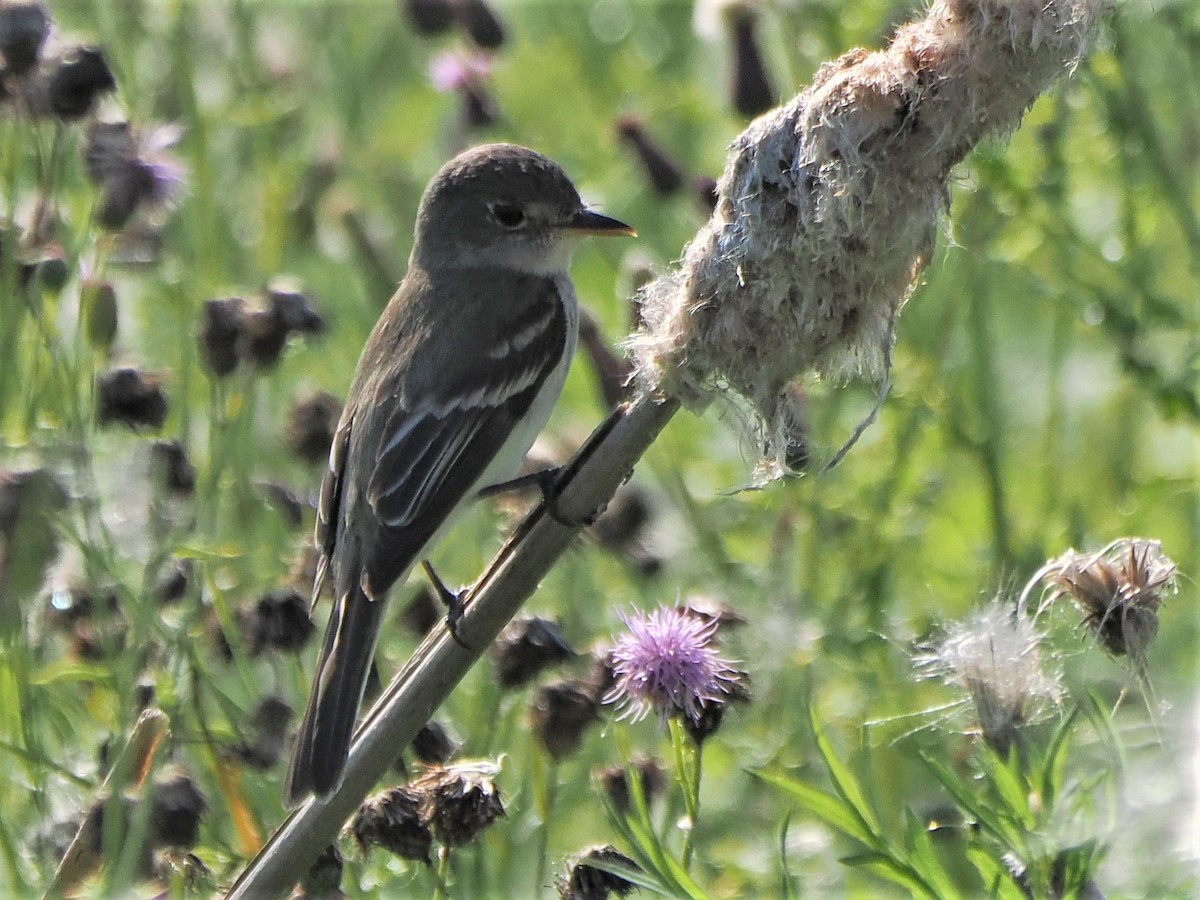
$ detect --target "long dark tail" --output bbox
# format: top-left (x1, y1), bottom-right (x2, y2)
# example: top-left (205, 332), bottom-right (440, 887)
top-left (284, 583), bottom-right (386, 806)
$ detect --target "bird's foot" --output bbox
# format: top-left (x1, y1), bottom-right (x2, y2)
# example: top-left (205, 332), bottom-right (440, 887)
top-left (421, 560), bottom-right (470, 649)
top-left (479, 466), bottom-right (600, 527)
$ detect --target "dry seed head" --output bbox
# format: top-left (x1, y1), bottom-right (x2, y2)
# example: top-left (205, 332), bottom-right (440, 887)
top-left (249, 588), bottom-right (315, 655)
top-left (351, 787), bottom-right (431, 863)
top-left (411, 760), bottom-right (505, 848)
top-left (490, 616), bottom-right (575, 689)
top-left (0, 3), bottom-right (51, 77)
top-left (558, 844), bottom-right (640, 899)
top-left (96, 366), bottom-right (168, 430)
top-left (150, 772), bottom-right (206, 850)
top-left (1036, 538), bottom-right (1178, 668)
top-left (632, 0), bottom-right (1100, 479)
top-left (531, 680), bottom-right (600, 760)
top-left (916, 600), bottom-right (1063, 756)
top-left (410, 719), bottom-right (458, 766)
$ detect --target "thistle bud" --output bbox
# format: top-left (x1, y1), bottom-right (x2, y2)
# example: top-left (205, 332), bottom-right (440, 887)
top-left (149, 439), bottom-right (196, 496)
top-left (285, 390), bottom-right (343, 466)
top-left (249, 588), bottom-right (314, 655)
top-left (153, 557), bottom-right (192, 604)
top-left (0, 2), bottom-right (50, 77)
top-left (198, 297), bottom-right (246, 378)
top-left (150, 772), bottom-right (206, 849)
top-left (401, 584), bottom-right (440, 637)
top-left (298, 844), bottom-right (344, 899)
top-left (403, 0), bottom-right (455, 35)
top-left (577, 309), bottom-right (633, 410)
top-left (614, 115), bottom-right (684, 197)
top-left (531, 680), bottom-right (599, 759)
top-left (83, 280), bottom-right (118, 352)
top-left (452, 0), bottom-right (505, 50)
top-left (723, 2), bottom-right (774, 117)
top-left (96, 367), bottom-right (168, 430)
top-left (598, 757), bottom-right (666, 815)
top-left (411, 719), bottom-right (458, 766)
top-left (235, 695), bottom-right (293, 770)
top-left (558, 845), bottom-right (640, 900)
top-left (491, 616), bottom-right (575, 689)
top-left (46, 46), bottom-right (116, 121)
top-left (693, 175), bottom-right (719, 212)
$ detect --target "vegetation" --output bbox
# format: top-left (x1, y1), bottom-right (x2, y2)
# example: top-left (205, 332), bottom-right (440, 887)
top-left (0, 0), bottom-right (1195, 897)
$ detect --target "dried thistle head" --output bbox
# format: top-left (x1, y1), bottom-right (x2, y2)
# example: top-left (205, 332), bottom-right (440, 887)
top-left (1037, 538), bottom-right (1178, 668)
top-left (916, 600), bottom-right (1063, 756)
top-left (411, 760), bottom-right (505, 848)
top-left (557, 844), bottom-right (640, 899)
top-left (351, 786), bottom-right (431, 863)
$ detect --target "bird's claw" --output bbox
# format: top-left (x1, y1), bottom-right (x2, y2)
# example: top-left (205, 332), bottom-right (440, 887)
top-left (421, 560), bottom-right (470, 649)
top-left (480, 465), bottom-right (599, 527)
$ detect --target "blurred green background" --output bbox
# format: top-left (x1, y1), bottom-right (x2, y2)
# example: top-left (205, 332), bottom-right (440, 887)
top-left (0, 0), bottom-right (1195, 896)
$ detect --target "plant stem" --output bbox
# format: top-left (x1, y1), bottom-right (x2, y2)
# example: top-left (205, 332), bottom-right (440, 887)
top-left (225, 393), bottom-right (680, 899)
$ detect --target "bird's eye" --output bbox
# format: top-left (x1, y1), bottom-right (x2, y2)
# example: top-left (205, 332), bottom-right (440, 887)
top-left (488, 203), bottom-right (526, 229)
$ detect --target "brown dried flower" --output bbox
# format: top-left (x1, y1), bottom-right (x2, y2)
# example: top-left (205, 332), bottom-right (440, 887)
top-left (351, 787), bottom-right (432, 863)
top-left (491, 616), bottom-right (575, 689)
top-left (411, 760), bottom-right (505, 848)
top-left (531, 680), bottom-right (599, 760)
top-left (558, 845), bottom-right (640, 899)
top-left (1034, 538), bottom-right (1177, 668)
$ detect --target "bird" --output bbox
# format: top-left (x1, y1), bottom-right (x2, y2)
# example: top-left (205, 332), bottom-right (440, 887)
top-left (284, 143), bottom-right (634, 804)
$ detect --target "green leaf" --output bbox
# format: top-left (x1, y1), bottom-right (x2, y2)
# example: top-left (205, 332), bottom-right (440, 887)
top-left (922, 753), bottom-right (1022, 848)
top-left (903, 809), bottom-right (962, 900)
top-left (809, 707), bottom-right (884, 843)
top-left (984, 749), bottom-right (1034, 829)
top-left (30, 659), bottom-right (114, 686)
top-left (1039, 705), bottom-right (1079, 809)
top-left (604, 797), bottom-right (710, 900)
top-left (965, 846), bottom-right (1026, 898)
top-left (840, 852), bottom-right (938, 898)
top-left (751, 770), bottom-right (879, 849)
top-left (778, 812), bottom-right (797, 900)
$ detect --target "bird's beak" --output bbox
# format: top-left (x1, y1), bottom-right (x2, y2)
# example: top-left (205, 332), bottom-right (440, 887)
top-left (562, 208), bottom-right (637, 237)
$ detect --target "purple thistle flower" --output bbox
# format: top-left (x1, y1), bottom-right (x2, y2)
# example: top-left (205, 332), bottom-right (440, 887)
top-left (604, 606), bottom-right (740, 723)
top-left (428, 49), bottom-right (491, 93)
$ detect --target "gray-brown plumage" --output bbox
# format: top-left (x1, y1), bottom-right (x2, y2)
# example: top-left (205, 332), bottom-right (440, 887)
top-left (284, 144), bottom-right (633, 804)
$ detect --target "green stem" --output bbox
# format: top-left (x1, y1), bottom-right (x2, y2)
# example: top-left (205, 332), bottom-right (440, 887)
top-left (669, 718), bottom-right (703, 871)
top-left (534, 756), bottom-right (559, 897)
top-left (432, 847), bottom-right (451, 900)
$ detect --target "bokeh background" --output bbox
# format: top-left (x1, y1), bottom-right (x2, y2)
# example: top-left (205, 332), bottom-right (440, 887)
top-left (0, 0), bottom-right (1195, 896)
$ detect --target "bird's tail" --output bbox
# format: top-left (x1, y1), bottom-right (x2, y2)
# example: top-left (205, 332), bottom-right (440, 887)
top-left (284, 582), bottom-right (386, 806)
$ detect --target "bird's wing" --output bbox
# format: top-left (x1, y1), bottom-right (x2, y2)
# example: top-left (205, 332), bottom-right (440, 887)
top-left (311, 411), bottom-right (353, 605)
top-left (350, 278), bottom-right (567, 597)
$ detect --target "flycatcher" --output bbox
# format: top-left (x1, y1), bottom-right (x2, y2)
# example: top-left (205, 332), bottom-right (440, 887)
top-left (285, 143), bottom-right (634, 804)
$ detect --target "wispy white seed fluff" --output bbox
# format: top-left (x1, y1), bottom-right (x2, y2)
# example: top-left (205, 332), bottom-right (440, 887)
top-left (632, 0), bottom-right (1102, 476)
top-left (916, 600), bottom-right (1063, 754)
